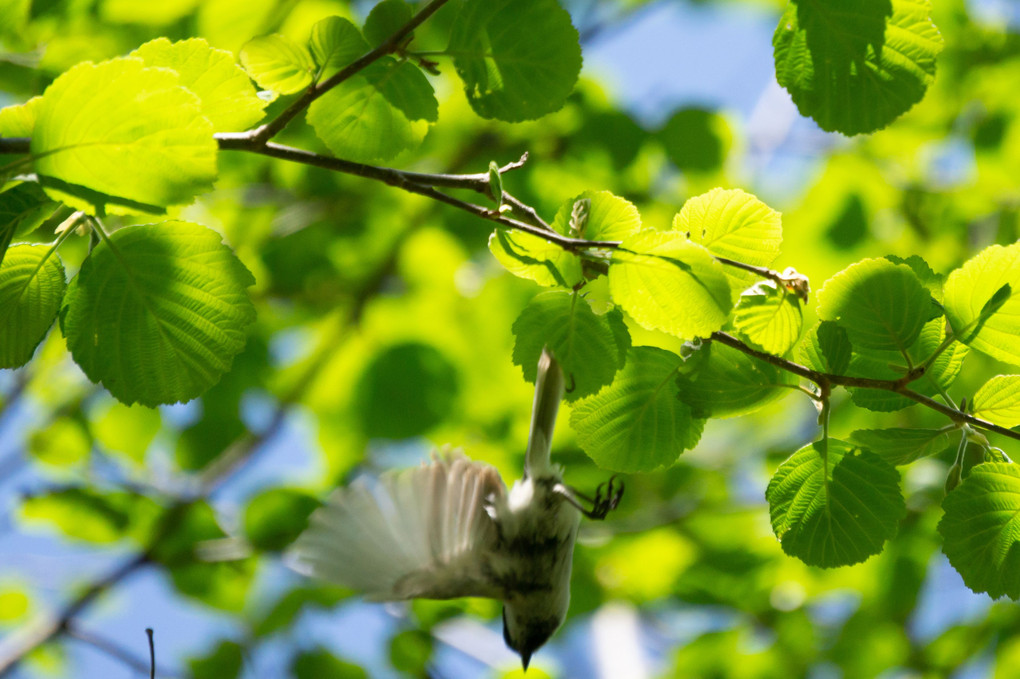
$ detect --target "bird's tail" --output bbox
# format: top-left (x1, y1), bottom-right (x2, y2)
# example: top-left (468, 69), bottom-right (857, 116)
top-left (524, 347), bottom-right (564, 478)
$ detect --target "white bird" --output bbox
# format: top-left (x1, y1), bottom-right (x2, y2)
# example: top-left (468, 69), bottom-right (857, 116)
top-left (288, 348), bottom-right (623, 669)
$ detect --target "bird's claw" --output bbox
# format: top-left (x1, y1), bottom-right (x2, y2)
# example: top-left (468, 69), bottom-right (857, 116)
top-left (585, 474), bottom-right (623, 520)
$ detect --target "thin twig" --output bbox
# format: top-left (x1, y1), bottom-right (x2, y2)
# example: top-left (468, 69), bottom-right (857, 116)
top-left (244, 0), bottom-right (452, 143)
top-left (0, 138), bottom-right (30, 155)
top-left (146, 628), bottom-right (155, 679)
top-left (62, 624), bottom-right (180, 679)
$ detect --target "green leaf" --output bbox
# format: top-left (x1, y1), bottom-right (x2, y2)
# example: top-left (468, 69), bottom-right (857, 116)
top-left (0, 96), bottom-right (41, 137)
top-left (0, 588), bottom-right (30, 624)
top-left (306, 61), bottom-right (435, 163)
top-left (240, 34), bottom-right (316, 94)
top-left (511, 290), bottom-right (630, 402)
top-left (658, 107), bottom-right (731, 173)
top-left (253, 586), bottom-right (348, 637)
top-left (20, 488), bottom-right (133, 543)
top-left (817, 258), bottom-right (933, 352)
top-left (767, 440), bottom-right (906, 568)
top-left (31, 58), bottom-right (216, 212)
top-left (190, 641), bottom-right (243, 679)
top-left (92, 401), bottom-right (162, 465)
top-left (244, 488), bottom-right (319, 552)
top-left (773, 0), bottom-right (943, 135)
top-left (0, 244), bottom-right (66, 369)
top-left (390, 629), bottom-right (432, 676)
top-left (571, 346), bottom-right (704, 472)
top-left (847, 317), bottom-right (967, 412)
top-left (310, 16), bottom-right (369, 77)
top-left (487, 228), bottom-right (582, 288)
top-left (849, 427), bottom-right (952, 465)
top-left (944, 242), bottom-right (1020, 366)
top-left (798, 321), bottom-right (852, 375)
top-left (448, 0), bottom-right (581, 122)
top-left (354, 342), bottom-right (459, 438)
top-left (885, 253), bottom-right (944, 302)
top-left (132, 38), bottom-right (267, 132)
top-left (939, 463), bottom-right (1020, 600)
top-left (609, 231), bottom-right (732, 338)
top-left (971, 375), bottom-right (1020, 428)
top-left (671, 188), bottom-right (782, 291)
top-left (292, 649), bottom-right (367, 679)
top-left (733, 280), bottom-right (803, 355)
top-left (364, 0), bottom-right (413, 48)
top-left (28, 417), bottom-right (91, 467)
top-left (676, 340), bottom-right (797, 419)
top-left (550, 190), bottom-right (642, 242)
top-left (60, 221), bottom-right (256, 406)
top-left (0, 183), bottom-right (53, 256)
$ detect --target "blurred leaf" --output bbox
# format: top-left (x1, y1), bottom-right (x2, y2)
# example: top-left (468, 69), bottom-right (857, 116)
top-left (292, 648), bottom-right (367, 679)
top-left (658, 107), bottom-right (729, 173)
top-left (944, 243), bottom-right (1020, 365)
top-left (253, 585), bottom-right (348, 637)
top-left (240, 34), bottom-right (315, 94)
top-left (817, 258), bottom-right (933, 351)
top-left (0, 588), bottom-right (30, 624)
top-left (364, 0), bottom-right (412, 48)
top-left (354, 342), bottom-right (459, 439)
top-left (939, 463), bottom-right (1020, 600)
top-left (733, 280), bottom-right (803, 355)
top-left (0, 244), bottom-right (65, 369)
top-left (672, 187), bottom-right (782, 292)
top-left (511, 290), bottom-right (629, 402)
top-left (190, 640), bottom-right (243, 679)
top-left (767, 440), bottom-right (906, 568)
top-left (448, 0), bottom-right (581, 121)
top-left (244, 488), bottom-right (319, 552)
top-left (60, 221), bottom-right (256, 406)
top-left (31, 58), bottom-right (216, 212)
top-left (92, 401), bottom-right (161, 464)
top-left (773, 0), bottom-right (943, 135)
top-left (389, 629), bottom-right (432, 675)
top-left (609, 231), bottom-right (731, 338)
top-left (21, 488), bottom-right (135, 543)
top-left (571, 346), bottom-right (704, 472)
top-left (677, 340), bottom-right (797, 418)
top-left (132, 38), bottom-right (267, 132)
top-left (28, 417), bottom-right (91, 467)
top-left (849, 427), bottom-right (952, 465)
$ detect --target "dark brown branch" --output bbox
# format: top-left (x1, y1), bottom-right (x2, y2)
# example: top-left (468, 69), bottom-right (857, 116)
top-left (63, 625), bottom-right (180, 679)
top-left (245, 0), bottom-right (451, 143)
top-left (710, 331), bottom-right (1020, 443)
top-left (0, 137), bottom-right (30, 154)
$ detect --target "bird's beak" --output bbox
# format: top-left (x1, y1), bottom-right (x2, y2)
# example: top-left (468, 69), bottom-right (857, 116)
top-left (521, 651), bottom-right (532, 671)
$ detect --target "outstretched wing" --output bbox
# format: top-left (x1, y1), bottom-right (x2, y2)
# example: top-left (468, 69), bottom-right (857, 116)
top-left (288, 451), bottom-right (507, 601)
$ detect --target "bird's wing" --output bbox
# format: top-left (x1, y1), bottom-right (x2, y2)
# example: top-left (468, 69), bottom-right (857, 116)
top-left (288, 450), bottom-right (507, 601)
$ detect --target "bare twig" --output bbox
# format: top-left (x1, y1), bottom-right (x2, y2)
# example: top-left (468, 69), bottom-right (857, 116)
top-left (62, 624), bottom-right (180, 679)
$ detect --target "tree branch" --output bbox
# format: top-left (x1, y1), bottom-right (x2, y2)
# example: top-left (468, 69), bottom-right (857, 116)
top-left (243, 0), bottom-right (452, 144)
top-left (64, 624), bottom-right (181, 679)
top-left (710, 331), bottom-right (1020, 444)
top-left (0, 137), bottom-right (30, 154)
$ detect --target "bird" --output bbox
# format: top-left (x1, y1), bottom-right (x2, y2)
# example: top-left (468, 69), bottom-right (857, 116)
top-left (287, 347), bottom-right (623, 670)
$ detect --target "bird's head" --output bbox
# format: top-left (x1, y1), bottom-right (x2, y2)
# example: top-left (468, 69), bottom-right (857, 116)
top-left (502, 600), bottom-right (565, 671)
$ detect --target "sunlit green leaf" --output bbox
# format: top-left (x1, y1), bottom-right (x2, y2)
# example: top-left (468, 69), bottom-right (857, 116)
top-left (677, 339), bottom-right (797, 418)
top-left (817, 258), bottom-right (933, 352)
top-left (671, 187), bottom-right (782, 291)
top-left (31, 58), bottom-right (217, 212)
top-left (0, 588), bottom-right (30, 624)
top-left (849, 427), bottom-right (952, 465)
top-left (487, 228), bottom-right (582, 288)
top-left (28, 417), bottom-right (91, 467)
top-left (60, 221), bottom-right (256, 406)
top-left (0, 183), bottom-right (53, 256)
top-left (92, 401), bottom-right (162, 464)
top-left (310, 16), bottom-right (368, 78)
top-left (20, 488), bottom-right (133, 543)
top-left (364, 0), bottom-right (413, 47)
top-left (448, 0), bottom-right (581, 121)
top-left (512, 290), bottom-right (629, 402)
top-left (798, 321), bottom-right (852, 375)
top-left (132, 37), bottom-right (267, 132)
top-left (971, 375), bottom-right (1020, 428)
top-left (944, 242), bottom-right (1020, 366)
top-left (240, 34), bottom-right (315, 94)
top-left (609, 231), bottom-right (731, 339)
top-left (767, 440), bottom-right (905, 568)
top-left (733, 280), bottom-right (803, 355)
top-left (939, 463), bottom-right (1020, 600)
top-left (571, 346), bottom-right (704, 472)
top-left (0, 244), bottom-right (65, 369)
top-left (773, 0), bottom-right (943, 135)
top-left (0, 96), bottom-right (41, 137)
top-left (550, 190), bottom-right (642, 242)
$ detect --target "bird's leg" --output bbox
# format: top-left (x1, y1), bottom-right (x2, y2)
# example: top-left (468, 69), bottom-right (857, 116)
top-left (553, 475), bottom-right (624, 520)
